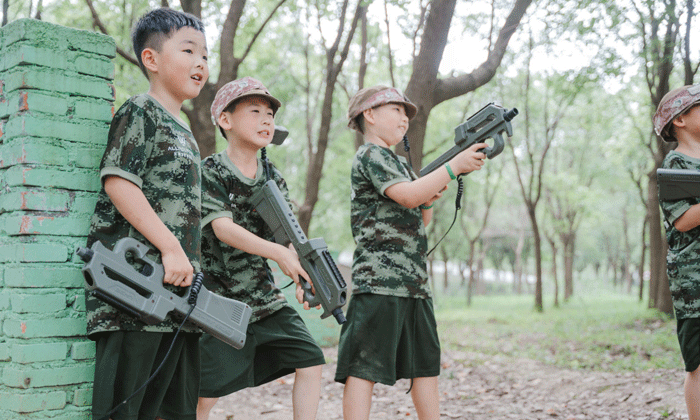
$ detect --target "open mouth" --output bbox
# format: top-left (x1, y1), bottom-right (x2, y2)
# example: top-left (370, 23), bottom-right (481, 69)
top-left (191, 74), bottom-right (202, 82)
top-left (259, 130), bottom-right (270, 136)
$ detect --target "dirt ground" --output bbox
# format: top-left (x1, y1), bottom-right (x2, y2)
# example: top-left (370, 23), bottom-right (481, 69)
top-left (206, 347), bottom-right (688, 420)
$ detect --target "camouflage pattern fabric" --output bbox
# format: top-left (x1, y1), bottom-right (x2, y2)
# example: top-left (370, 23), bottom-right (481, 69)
top-left (660, 150), bottom-right (700, 319)
top-left (350, 143), bottom-right (431, 299)
top-left (86, 94), bottom-right (202, 336)
top-left (200, 151), bottom-right (288, 323)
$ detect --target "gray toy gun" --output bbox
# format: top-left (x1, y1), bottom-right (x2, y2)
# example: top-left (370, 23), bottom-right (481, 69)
top-left (250, 180), bottom-right (348, 324)
top-left (76, 237), bottom-right (252, 349)
top-left (657, 168), bottom-right (700, 201)
top-left (420, 103), bottom-right (518, 177)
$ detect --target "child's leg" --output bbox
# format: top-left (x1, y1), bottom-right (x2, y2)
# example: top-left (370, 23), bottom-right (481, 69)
top-left (686, 367), bottom-right (700, 420)
top-left (292, 365), bottom-right (323, 420)
top-left (410, 376), bottom-right (439, 420)
top-left (196, 397), bottom-right (219, 420)
top-left (343, 376), bottom-right (375, 420)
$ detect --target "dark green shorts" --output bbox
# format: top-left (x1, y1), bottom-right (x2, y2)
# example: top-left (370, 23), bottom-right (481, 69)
top-left (334, 294), bottom-right (440, 386)
top-left (678, 317), bottom-right (700, 372)
top-left (199, 305), bottom-right (326, 398)
top-left (91, 331), bottom-right (201, 420)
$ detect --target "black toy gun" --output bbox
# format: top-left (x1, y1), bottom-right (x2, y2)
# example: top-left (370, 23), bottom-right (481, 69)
top-left (250, 180), bottom-right (348, 324)
top-left (420, 103), bottom-right (518, 177)
top-left (657, 168), bottom-right (700, 201)
top-left (76, 238), bottom-right (252, 349)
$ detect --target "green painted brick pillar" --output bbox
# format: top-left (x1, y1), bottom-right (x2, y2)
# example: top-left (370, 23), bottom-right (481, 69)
top-left (0, 18), bottom-right (115, 419)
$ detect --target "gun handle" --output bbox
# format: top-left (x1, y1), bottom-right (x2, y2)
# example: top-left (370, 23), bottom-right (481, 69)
top-left (484, 133), bottom-right (505, 159)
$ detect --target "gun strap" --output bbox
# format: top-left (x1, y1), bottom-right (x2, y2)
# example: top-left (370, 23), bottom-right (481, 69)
top-left (261, 147), bottom-right (272, 181)
top-left (427, 176), bottom-right (463, 257)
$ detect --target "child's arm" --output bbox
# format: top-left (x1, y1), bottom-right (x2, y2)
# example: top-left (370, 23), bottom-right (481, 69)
top-left (104, 176), bottom-right (193, 287)
top-left (674, 203), bottom-right (700, 231)
top-left (210, 217), bottom-right (314, 308)
top-left (385, 142), bottom-right (487, 209)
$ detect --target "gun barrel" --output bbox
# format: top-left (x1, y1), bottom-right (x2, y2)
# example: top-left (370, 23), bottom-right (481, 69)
top-left (504, 107), bottom-right (518, 122)
top-left (251, 181), bottom-right (348, 324)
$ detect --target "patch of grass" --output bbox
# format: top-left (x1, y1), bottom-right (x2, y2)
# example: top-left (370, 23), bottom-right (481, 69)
top-left (435, 292), bottom-right (680, 372)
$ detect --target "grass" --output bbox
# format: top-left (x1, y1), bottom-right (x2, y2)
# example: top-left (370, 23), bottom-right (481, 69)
top-left (276, 266), bottom-right (680, 372)
top-left (436, 292), bottom-right (680, 372)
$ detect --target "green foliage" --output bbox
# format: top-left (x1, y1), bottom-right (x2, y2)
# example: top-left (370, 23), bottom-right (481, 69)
top-left (437, 292), bottom-right (679, 372)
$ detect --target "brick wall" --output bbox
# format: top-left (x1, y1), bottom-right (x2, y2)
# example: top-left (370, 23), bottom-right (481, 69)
top-left (0, 18), bottom-right (115, 419)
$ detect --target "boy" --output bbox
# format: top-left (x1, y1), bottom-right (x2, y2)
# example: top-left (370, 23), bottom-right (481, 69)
top-left (655, 84), bottom-right (700, 420)
top-left (335, 85), bottom-right (488, 420)
top-left (196, 77), bottom-right (325, 420)
top-left (85, 8), bottom-right (209, 420)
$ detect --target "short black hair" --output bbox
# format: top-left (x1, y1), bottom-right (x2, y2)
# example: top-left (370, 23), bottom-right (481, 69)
top-left (132, 8), bottom-right (205, 78)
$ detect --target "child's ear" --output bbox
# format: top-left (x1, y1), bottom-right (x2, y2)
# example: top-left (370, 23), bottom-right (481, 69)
top-left (218, 112), bottom-right (233, 131)
top-left (673, 114), bottom-right (688, 130)
top-left (141, 48), bottom-right (158, 74)
top-left (362, 108), bottom-right (375, 125)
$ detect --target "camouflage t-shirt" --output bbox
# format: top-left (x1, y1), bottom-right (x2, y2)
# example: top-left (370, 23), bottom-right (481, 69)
top-left (660, 150), bottom-right (700, 319)
top-left (350, 143), bottom-right (431, 298)
top-left (85, 94), bottom-right (202, 336)
top-left (200, 151), bottom-right (288, 323)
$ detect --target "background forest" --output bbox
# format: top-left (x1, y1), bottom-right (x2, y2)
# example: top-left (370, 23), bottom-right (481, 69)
top-left (5, 0), bottom-right (698, 315)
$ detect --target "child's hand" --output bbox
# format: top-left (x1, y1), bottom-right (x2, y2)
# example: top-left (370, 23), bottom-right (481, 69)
top-left (274, 245), bottom-right (311, 286)
top-left (450, 142), bottom-right (487, 175)
top-left (161, 246), bottom-right (194, 287)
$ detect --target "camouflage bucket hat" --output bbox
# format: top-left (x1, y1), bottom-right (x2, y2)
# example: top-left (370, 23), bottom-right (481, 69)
top-left (210, 77), bottom-right (282, 126)
top-left (653, 84), bottom-right (700, 142)
top-left (347, 86), bottom-right (417, 132)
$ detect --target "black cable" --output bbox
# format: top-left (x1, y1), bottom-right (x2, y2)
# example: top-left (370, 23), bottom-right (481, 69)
top-left (402, 135), bottom-right (412, 169)
top-left (96, 273), bottom-right (203, 420)
top-left (260, 147), bottom-right (271, 181)
top-left (427, 175), bottom-right (463, 257)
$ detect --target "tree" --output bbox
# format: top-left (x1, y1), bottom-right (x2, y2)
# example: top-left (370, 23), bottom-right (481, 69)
top-left (295, 0), bottom-right (366, 233)
top-left (85, 0), bottom-right (290, 158)
top-left (402, 0), bottom-right (533, 170)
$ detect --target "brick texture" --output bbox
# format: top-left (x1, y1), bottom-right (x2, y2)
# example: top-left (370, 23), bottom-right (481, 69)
top-left (0, 18), bottom-right (115, 420)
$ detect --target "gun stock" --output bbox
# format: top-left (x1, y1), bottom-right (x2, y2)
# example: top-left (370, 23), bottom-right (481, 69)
top-left (250, 180), bottom-right (348, 324)
top-left (77, 238), bottom-right (252, 349)
top-left (657, 168), bottom-right (700, 201)
top-left (420, 103), bottom-right (518, 177)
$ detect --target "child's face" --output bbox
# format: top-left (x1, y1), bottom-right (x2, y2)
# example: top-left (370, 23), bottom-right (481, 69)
top-left (222, 96), bottom-right (275, 149)
top-left (367, 103), bottom-right (409, 146)
top-left (152, 26), bottom-right (209, 102)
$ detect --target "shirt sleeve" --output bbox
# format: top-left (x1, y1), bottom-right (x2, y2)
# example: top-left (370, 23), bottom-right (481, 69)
top-left (201, 159), bottom-right (233, 227)
top-left (99, 101), bottom-right (155, 188)
top-left (359, 145), bottom-right (412, 197)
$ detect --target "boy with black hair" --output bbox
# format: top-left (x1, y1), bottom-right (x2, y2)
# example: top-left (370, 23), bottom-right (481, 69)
top-left (656, 84), bottom-right (700, 420)
top-left (85, 7), bottom-right (209, 420)
top-left (335, 85), bottom-right (488, 420)
top-left (196, 77), bottom-right (325, 420)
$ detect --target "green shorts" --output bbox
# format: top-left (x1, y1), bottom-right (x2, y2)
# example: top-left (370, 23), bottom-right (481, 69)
top-left (199, 305), bottom-right (326, 398)
top-left (678, 317), bottom-right (700, 372)
top-left (334, 293), bottom-right (440, 386)
top-left (91, 331), bottom-right (201, 420)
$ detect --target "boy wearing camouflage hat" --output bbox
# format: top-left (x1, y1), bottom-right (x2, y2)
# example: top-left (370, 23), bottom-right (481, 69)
top-left (84, 8), bottom-right (209, 420)
top-left (196, 77), bottom-right (325, 420)
top-left (335, 86), bottom-right (488, 420)
top-left (656, 84), bottom-right (700, 420)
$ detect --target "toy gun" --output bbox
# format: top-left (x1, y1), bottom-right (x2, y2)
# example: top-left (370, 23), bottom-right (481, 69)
top-left (250, 180), bottom-right (348, 324)
top-left (657, 168), bottom-right (700, 201)
top-left (420, 103), bottom-right (518, 177)
top-left (76, 237), bottom-right (252, 349)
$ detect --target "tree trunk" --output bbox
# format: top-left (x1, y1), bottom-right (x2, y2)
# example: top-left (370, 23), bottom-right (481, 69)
top-left (401, 0), bottom-right (533, 170)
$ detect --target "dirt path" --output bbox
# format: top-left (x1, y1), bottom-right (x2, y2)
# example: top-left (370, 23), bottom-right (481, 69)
top-left (206, 347), bottom-right (688, 420)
